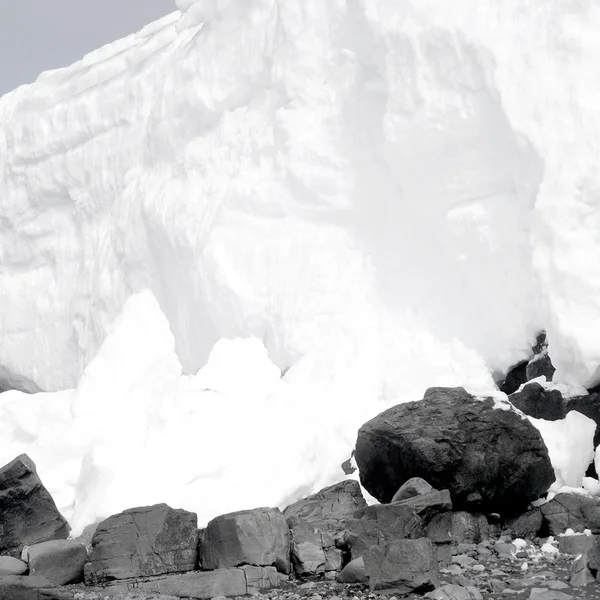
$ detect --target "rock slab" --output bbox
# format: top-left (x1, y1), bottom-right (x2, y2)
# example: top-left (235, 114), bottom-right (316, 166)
top-left (107, 565), bottom-right (280, 598)
top-left (85, 503), bottom-right (198, 584)
top-left (201, 507), bottom-right (290, 573)
top-left (22, 539), bottom-right (87, 585)
top-left (0, 454), bottom-right (69, 557)
top-left (0, 575), bottom-right (74, 600)
top-left (355, 387), bottom-right (555, 513)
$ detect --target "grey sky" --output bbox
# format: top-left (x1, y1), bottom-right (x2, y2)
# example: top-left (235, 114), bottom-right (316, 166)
top-left (0, 0), bottom-right (177, 97)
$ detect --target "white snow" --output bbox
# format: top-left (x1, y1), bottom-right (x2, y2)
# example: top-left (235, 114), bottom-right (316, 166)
top-left (2, 0), bottom-right (600, 532)
top-left (528, 412), bottom-right (596, 491)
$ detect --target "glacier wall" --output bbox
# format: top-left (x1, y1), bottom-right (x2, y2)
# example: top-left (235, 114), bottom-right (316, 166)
top-left (2, 0), bottom-right (600, 394)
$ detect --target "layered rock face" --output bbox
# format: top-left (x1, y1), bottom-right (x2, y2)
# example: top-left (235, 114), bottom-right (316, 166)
top-left (355, 387), bottom-right (555, 513)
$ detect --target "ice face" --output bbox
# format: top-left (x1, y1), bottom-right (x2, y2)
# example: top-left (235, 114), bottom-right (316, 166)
top-left (1, 0), bottom-right (600, 532)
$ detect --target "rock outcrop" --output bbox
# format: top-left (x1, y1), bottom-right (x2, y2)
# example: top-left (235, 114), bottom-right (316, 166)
top-left (84, 503), bottom-right (198, 584)
top-left (355, 387), bottom-right (555, 513)
top-left (0, 454), bottom-right (69, 557)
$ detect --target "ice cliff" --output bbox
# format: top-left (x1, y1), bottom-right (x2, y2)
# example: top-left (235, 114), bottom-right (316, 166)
top-left (1, 0), bottom-right (600, 531)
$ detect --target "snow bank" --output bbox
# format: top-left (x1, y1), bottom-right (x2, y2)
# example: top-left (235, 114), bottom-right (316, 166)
top-left (529, 412), bottom-right (596, 491)
top-left (0, 290), bottom-right (381, 534)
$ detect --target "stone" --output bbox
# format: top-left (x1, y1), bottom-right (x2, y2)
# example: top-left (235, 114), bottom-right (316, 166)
top-left (84, 503), bottom-right (198, 584)
top-left (425, 584), bottom-right (483, 600)
top-left (22, 539), bottom-right (87, 585)
top-left (508, 383), bottom-right (566, 421)
top-left (529, 589), bottom-right (574, 600)
top-left (284, 517), bottom-right (327, 575)
top-left (353, 503), bottom-right (425, 539)
top-left (568, 392), bottom-right (600, 448)
top-left (541, 493), bottom-right (600, 534)
top-left (284, 480), bottom-right (366, 575)
top-left (362, 538), bottom-right (438, 594)
top-left (451, 512), bottom-right (489, 544)
top-left (0, 556), bottom-right (27, 575)
top-left (0, 454), bottom-right (69, 556)
top-left (337, 557), bottom-right (367, 583)
top-left (500, 361), bottom-right (528, 395)
top-left (558, 533), bottom-right (596, 556)
top-left (355, 387), bottom-right (554, 513)
top-left (284, 479), bottom-right (366, 528)
top-left (425, 512), bottom-right (453, 543)
top-left (391, 477), bottom-right (435, 503)
top-left (392, 490), bottom-right (453, 525)
top-left (106, 565), bottom-right (279, 598)
top-left (504, 508), bottom-right (543, 539)
top-left (201, 507), bottom-right (290, 573)
top-left (0, 575), bottom-right (74, 600)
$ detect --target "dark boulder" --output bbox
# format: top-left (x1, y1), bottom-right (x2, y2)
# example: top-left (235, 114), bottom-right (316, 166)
top-left (568, 391), bottom-right (600, 448)
top-left (508, 383), bottom-right (567, 421)
top-left (84, 503), bottom-right (198, 585)
top-left (499, 361), bottom-right (528, 395)
top-left (355, 387), bottom-right (554, 514)
top-left (0, 454), bottom-right (69, 557)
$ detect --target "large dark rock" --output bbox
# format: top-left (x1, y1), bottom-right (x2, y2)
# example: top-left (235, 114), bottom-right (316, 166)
top-left (508, 383), bottom-right (567, 421)
top-left (362, 538), bottom-right (438, 594)
top-left (568, 391), bottom-right (600, 448)
top-left (0, 454), bottom-right (69, 557)
top-left (0, 575), bottom-right (74, 600)
top-left (541, 493), bottom-right (600, 535)
top-left (283, 480), bottom-right (366, 575)
top-left (22, 540), bottom-right (87, 585)
top-left (84, 503), bottom-right (198, 585)
top-left (499, 361), bottom-right (528, 395)
top-left (200, 507), bottom-right (290, 573)
top-left (355, 387), bottom-right (555, 514)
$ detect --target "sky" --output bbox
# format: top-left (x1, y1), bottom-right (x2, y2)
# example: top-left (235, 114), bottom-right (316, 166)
top-left (0, 0), bottom-right (176, 96)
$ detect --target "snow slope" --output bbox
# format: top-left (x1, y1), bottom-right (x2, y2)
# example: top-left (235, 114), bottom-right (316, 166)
top-left (1, 0), bottom-right (600, 530)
